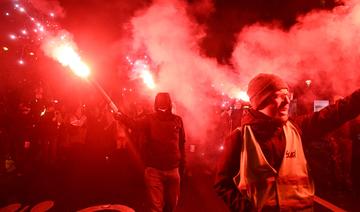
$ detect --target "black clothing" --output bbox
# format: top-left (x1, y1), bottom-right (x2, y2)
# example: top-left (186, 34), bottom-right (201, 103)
top-left (118, 111), bottom-right (186, 171)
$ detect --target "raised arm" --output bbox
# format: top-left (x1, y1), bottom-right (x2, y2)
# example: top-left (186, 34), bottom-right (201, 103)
top-left (115, 112), bottom-right (149, 131)
top-left (296, 88), bottom-right (360, 138)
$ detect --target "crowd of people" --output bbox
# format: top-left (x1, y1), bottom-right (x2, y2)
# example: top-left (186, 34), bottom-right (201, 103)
top-left (0, 74), bottom-right (359, 211)
top-left (0, 86), bottom-right (135, 175)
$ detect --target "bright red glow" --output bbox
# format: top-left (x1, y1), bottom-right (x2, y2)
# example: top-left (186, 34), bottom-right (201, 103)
top-left (140, 70), bottom-right (156, 89)
top-left (219, 145), bottom-right (224, 151)
top-left (52, 44), bottom-right (90, 78)
top-left (43, 33), bottom-right (91, 78)
top-left (132, 59), bottom-right (156, 90)
top-left (40, 108), bottom-right (46, 116)
top-left (235, 91), bottom-right (250, 102)
top-left (9, 34), bottom-right (16, 40)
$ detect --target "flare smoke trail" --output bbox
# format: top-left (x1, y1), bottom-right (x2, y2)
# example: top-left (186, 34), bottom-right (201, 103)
top-left (232, 1), bottom-right (360, 95)
top-left (131, 0), bottom-right (241, 141)
top-left (132, 0), bottom-right (360, 141)
top-left (26, 0), bottom-right (360, 142)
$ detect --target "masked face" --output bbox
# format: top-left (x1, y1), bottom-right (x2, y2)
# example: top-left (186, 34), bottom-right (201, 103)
top-left (259, 88), bottom-right (291, 123)
top-left (154, 93), bottom-right (172, 113)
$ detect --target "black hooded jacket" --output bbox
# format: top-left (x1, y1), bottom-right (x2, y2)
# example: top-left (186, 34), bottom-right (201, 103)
top-left (119, 110), bottom-right (185, 170)
top-left (118, 93), bottom-right (186, 171)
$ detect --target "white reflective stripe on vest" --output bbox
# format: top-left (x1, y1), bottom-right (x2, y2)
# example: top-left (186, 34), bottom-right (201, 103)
top-left (237, 121), bottom-right (314, 211)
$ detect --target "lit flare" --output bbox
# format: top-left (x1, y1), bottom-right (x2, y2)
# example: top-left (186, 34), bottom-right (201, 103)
top-left (140, 70), bottom-right (156, 89)
top-left (52, 44), bottom-right (90, 78)
top-left (132, 59), bottom-right (156, 90)
top-left (43, 34), bottom-right (90, 78)
top-left (235, 90), bottom-right (250, 102)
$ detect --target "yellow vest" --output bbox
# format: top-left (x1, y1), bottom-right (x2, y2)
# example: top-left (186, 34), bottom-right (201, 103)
top-left (237, 121), bottom-right (314, 211)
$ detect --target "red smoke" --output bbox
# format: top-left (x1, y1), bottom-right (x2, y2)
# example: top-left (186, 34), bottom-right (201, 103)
top-left (130, 0), bottom-right (360, 142)
top-left (232, 2), bottom-right (360, 95)
top-left (29, 0), bottom-right (65, 17)
top-left (131, 0), bottom-right (240, 141)
top-left (26, 0), bottom-right (360, 143)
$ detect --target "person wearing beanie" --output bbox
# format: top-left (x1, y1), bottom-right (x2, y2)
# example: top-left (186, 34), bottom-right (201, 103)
top-left (247, 73), bottom-right (289, 110)
top-left (214, 73), bottom-right (360, 211)
top-left (116, 92), bottom-right (186, 212)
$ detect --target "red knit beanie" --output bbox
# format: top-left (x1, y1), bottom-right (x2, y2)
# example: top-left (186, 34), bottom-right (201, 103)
top-left (247, 73), bottom-right (288, 110)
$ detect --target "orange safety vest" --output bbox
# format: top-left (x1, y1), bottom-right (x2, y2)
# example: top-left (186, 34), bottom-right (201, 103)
top-left (237, 121), bottom-right (314, 211)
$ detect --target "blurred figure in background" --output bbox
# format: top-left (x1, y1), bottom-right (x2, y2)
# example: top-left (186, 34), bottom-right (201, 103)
top-left (66, 104), bottom-right (87, 166)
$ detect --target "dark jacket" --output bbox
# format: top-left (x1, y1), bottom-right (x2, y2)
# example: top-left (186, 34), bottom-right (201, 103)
top-left (119, 111), bottom-right (186, 171)
top-left (214, 88), bottom-right (360, 211)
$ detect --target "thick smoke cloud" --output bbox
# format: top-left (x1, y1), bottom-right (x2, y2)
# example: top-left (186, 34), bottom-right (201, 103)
top-left (130, 0), bottom-right (360, 141)
top-left (232, 2), bottom-right (360, 96)
top-left (26, 0), bottom-right (360, 143)
top-left (131, 0), bottom-right (240, 141)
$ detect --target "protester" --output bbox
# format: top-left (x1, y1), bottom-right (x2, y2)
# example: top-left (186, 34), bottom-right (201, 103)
top-left (117, 92), bottom-right (186, 212)
top-left (214, 73), bottom-right (360, 211)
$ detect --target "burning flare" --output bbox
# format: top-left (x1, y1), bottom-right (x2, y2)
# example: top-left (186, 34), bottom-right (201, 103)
top-left (42, 32), bottom-right (90, 78)
top-left (132, 59), bottom-right (156, 90)
top-left (140, 70), bottom-right (156, 89)
top-left (52, 45), bottom-right (90, 78)
top-left (235, 90), bottom-right (250, 102)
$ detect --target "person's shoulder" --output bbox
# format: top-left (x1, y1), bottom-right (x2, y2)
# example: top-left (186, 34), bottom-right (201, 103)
top-left (229, 127), bottom-right (243, 139)
top-left (224, 127), bottom-right (243, 147)
top-left (286, 118), bottom-right (302, 131)
top-left (172, 114), bottom-right (183, 123)
top-left (173, 113), bottom-right (182, 119)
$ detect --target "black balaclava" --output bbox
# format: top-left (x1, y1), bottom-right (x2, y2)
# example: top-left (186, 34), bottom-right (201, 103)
top-left (154, 92), bottom-right (172, 113)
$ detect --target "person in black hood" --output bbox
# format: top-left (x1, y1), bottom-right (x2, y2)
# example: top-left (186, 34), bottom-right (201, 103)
top-left (214, 73), bottom-right (360, 211)
top-left (117, 92), bottom-right (186, 212)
